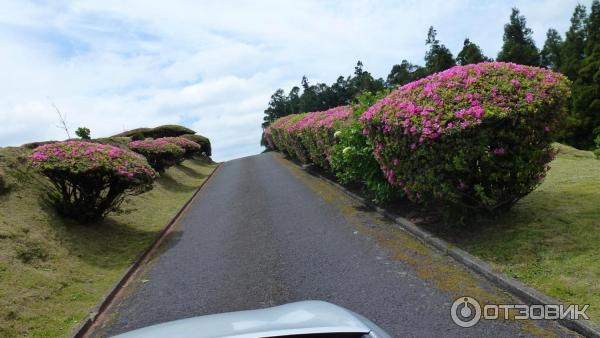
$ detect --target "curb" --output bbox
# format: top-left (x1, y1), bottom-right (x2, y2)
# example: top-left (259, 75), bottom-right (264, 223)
top-left (70, 162), bottom-right (221, 338)
top-left (297, 163), bottom-right (599, 338)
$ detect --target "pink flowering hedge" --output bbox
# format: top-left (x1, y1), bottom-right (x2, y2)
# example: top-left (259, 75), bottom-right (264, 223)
top-left (361, 62), bottom-right (571, 212)
top-left (129, 138), bottom-right (185, 172)
top-left (162, 137), bottom-right (202, 158)
top-left (265, 106), bottom-right (352, 168)
top-left (28, 141), bottom-right (157, 222)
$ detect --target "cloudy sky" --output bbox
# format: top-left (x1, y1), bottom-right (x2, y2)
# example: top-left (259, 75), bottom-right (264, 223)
top-left (0, 0), bottom-right (592, 161)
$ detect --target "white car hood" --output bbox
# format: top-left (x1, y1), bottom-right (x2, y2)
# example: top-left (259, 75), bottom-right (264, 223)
top-left (112, 301), bottom-right (373, 338)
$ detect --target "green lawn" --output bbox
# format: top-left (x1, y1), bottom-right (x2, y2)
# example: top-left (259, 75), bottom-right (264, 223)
top-left (452, 144), bottom-right (600, 326)
top-left (0, 147), bottom-right (217, 337)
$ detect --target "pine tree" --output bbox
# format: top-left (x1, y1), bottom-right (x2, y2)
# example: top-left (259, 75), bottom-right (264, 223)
top-left (262, 89), bottom-right (288, 127)
top-left (540, 29), bottom-right (563, 69)
top-left (497, 8), bottom-right (540, 66)
top-left (386, 60), bottom-right (420, 86)
top-left (560, 4), bottom-right (588, 80)
top-left (424, 26), bottom-right (456, 74)
top-left (570, 0), bottom-right (600, 148)
top-left (456, 38), bottom-right (491, 65)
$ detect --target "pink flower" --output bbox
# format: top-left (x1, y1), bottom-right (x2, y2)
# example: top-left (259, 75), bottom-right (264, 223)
top-left (493, 147), bottom-right (506, 155)
top-left (525, 92), bottom-right (534, 103)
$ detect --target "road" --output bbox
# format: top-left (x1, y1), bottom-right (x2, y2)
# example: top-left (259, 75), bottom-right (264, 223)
top-left (92, 152), bottom-right (576, 338)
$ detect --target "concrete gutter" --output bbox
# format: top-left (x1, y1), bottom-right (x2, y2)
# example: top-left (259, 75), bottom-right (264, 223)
top-left (70, 163), bottom-right (221, 338)
top-left (298, 163), bottom-right (599, 338)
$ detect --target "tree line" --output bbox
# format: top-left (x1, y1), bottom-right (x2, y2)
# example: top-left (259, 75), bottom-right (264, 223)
top-left (262, 1), bottom-right (600, 150)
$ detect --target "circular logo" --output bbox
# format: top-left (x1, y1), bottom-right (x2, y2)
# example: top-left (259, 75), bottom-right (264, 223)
top-left (451, 296), bottom-right (482, 327)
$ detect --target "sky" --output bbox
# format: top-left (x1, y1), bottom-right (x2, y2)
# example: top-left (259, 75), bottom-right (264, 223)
top-left (0, 0), bottom-right (593, 161)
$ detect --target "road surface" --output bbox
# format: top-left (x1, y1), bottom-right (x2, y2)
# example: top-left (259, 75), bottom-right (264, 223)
top-left (92, 152), bottom-right (576, 338)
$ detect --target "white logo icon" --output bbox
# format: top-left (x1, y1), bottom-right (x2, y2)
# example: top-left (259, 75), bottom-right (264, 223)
top-left (451, 296), bottom-right (482, 327)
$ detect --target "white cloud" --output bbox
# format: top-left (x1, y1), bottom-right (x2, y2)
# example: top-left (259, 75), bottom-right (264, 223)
top-left (0, 0), bottom-right (592, 161)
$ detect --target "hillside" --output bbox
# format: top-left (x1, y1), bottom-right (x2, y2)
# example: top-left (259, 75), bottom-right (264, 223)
top-left (0, 145), bottom-right (217, 337)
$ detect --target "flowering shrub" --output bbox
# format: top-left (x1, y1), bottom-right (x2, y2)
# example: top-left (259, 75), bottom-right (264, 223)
top-left (180, 134), bottom-right (212, 156)
top-left (93, 137), bottom-right (133, 149)
top-left (163, 137), bottom-right (202, 158)
top-left (330, 91), bottom-right (399, 203)
top-left (129, 138), bottom-right (185, 172)
top-left (361, 62), bottom-right (570, 213)
top-left (266, 106), bottom-right (352, 168)
top-left (28, 141), bottom-right (157, 222)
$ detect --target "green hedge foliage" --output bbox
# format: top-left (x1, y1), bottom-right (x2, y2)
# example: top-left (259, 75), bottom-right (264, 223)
top-left (266, 62), bottom-right (571, 215)
top-left (180, 134), bottom-right (212, 156)
top-left (28, 141), bottom-right (156, 222)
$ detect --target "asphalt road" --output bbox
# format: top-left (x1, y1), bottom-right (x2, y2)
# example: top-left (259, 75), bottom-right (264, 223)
top-left (93, 152), bottom-right (576, 338)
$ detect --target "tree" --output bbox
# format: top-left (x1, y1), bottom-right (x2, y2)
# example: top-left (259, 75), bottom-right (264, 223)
top-left (262, 89), bottom-right (288, 128)
top-left (569, 0), bottom-right (600, 148)
top-left (386, 60), bottom-right (420, 86)
top-left (540, 29), bottom-right (563, 69)
top-left (349, 61), bottom-right (385, 97)
top-left (559, 4), bottom-right (587, 80)
top-left (456, 38), bottom-right (491, 65)
top-left (424, 27), bottom-right (456, 74)
top-left (586, 0), bottom-right (600, 57)
top-left (497, 8), bottom-right (540, 66)
top-left (75, 127), bottom-right (91, 140)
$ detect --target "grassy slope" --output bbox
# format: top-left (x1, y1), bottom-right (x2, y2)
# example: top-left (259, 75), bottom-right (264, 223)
top-left (456, 144), bottom-right (600, 325)
top-left (0, 147), bottom-right (217, 337)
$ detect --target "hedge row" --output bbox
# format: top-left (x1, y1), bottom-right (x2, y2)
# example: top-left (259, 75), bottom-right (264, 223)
top-left (265, 62), bottom-right (571, 214)
top-left (27, 133), bottom-right (211, 222)
top-left (265, 106), bottom-right (352, 168)
top-left (28, 141), bottom-right (157, 222)
top-left (113, 125), bottom-right (196, 139)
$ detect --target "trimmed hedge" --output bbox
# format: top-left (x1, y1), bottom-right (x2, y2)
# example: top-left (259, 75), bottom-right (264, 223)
top-left (93, 137), bottom-right (132, 149)
top-left (163, 137), bottom-right (202, 158)
top-left (22, 140), bottom-right (59, 150)
top-left (266, 106), bottom-right (352, 168)
top-left (360, 62), bottom-right (570, 212)
top-left (151, 125), bottom-right (196, 138)
top-left (129, 138), bottom-right (185, 172)
top-left (114, 125), bottom-right (196, 140)
top-left (180, 134), bottom-right (212, 156)
top-left (266, 62), bottom-right (571, 215)
top-left (28, 141), bottom-right (157, 222)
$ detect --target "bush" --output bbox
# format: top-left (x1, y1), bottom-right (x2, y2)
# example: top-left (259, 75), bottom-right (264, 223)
top-left (93, 137), bottom-right (132, 149)
top-left (266, 106), bottom-right (352, 167)
top-left (21, 141), bottom-right (58, 150)
top-left (150, 125), bottom-right (196, 138)
top-left (129, 138), bottom-right (185, 172)
top-left (330, 91), bottom-right (399, 203)
top-left (28, 141), bottom-right (157, 222)
top-left (112, 127), bottom-right (153, 139)
top-left (360, 62), bottom-right (571, 213)
top-left (113, 125), bottom-right (196, 140)
top-left (180, 134), bottom-right (212, 156)
top-left (163, 137), bottom-right (202, 158)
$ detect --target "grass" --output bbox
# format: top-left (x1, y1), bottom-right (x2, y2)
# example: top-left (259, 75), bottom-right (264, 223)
top-left (0, 146), bottom-right (217, 337)
top-left (444, 144), bottom-right (600, 326)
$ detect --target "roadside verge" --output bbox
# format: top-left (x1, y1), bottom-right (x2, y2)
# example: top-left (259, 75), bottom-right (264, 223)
top-left (295, 161), bottom-right (599, 338)
top-left (71, 163), bottom-right (221, 338)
